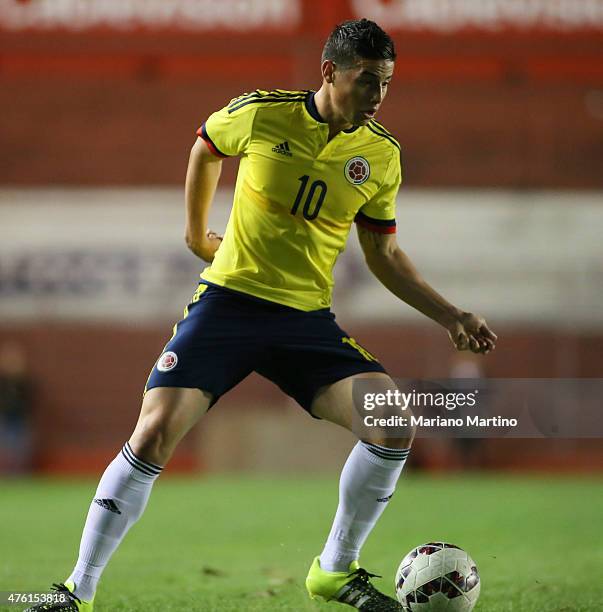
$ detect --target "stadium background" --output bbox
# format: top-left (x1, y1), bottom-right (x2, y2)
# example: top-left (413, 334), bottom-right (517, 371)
top-left (1, 0), bottom-right (602, 477)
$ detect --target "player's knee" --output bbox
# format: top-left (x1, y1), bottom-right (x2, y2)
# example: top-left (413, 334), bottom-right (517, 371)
top-left (130, 415), bottom-right (172, 464)
top-left (130, 400), bottom-right (177, 464)
top-left (362, 394), bottom-right (417, 449)
top-left (131, 387), bottom-right (209, 465)
top-left (366, 417), bottom-right (416, 450)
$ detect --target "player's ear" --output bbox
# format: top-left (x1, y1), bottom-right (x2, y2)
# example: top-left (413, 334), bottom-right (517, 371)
top-left (322, 60), bottom-right (335, 84)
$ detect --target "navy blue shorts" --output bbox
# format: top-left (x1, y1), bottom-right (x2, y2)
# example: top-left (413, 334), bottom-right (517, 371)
top-left (145, 284), bottom-right (386, 414)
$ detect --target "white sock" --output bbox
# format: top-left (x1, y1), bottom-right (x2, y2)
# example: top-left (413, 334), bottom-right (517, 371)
top-left (66, 442), bottom-right (163, 601)
top-left (320, 441), bottom-right (410, 572)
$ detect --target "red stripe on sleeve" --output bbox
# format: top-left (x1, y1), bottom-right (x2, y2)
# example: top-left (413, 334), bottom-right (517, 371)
top-left (355, 217), bottom-right (397, 234)
top-left (196, 126), bottom-right (228, 158)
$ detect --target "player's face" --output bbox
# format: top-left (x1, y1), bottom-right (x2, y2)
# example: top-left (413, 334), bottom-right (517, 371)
top-left (334, 58), bottom-right (394, 126)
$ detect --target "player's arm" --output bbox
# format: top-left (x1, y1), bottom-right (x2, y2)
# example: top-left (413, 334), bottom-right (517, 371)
top-left (184, 137), bottom-right (223, 262)
top-left (357, 227), bottom-right (497, 354)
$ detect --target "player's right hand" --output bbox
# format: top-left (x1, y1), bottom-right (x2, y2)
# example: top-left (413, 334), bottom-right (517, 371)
top-left (202, 229), bottom-right (223, 261)
top-left (206, 228), bottom-right (223, 242)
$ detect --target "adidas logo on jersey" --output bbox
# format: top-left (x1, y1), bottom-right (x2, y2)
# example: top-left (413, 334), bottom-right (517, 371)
top-left (94, 498), bottom-right (122, 514)
top-left (272, 141), bottom-right (292, 157)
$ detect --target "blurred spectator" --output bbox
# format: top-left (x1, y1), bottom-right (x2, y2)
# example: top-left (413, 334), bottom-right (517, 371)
top-left (448, 353), bottom-right (487, 471)
top-left (0, 341), bottom-right (34, 475)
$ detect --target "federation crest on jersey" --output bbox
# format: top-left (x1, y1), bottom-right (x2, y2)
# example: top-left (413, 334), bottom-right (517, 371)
top-left (157, 351), bottom-right (178, 372)
top-left (344, 156), bottom-right (370, 185)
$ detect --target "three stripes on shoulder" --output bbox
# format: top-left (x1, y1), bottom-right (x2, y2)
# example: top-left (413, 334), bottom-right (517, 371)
top-left (226, 89), bottom-right (400, 150)
top-left (227, 89), bottom-right (308, 113)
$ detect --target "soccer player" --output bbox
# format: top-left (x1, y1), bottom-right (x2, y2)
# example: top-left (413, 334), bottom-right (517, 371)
top-left (26, 19), bottom-right (496, 612)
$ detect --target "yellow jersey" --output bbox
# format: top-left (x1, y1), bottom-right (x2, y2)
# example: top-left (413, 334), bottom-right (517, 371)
top-left (198, 89), bottom-right (402, 311)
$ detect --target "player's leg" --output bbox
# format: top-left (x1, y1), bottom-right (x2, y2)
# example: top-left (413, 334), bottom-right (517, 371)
top-left (255, 305), bottom-right (413, 609)
top-left (65, 387), bottom-right (211, 600)
top-left (303, 373), bottom-right (413, 610)
top-left (305, 373), bottom-right (413, 610)
top-left (25, 286), bottom-right (262, 611)
top-left (312, 372), bottom-right (414, 570)
top-left (312, 371), bottom-right (413, 447)
top-left (21, 388), bottom-right (211, 612)
top-left (129, 386), bottom-right (211, 465)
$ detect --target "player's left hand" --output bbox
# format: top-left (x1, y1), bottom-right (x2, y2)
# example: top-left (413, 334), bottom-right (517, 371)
top-left (447, 312), bottom-right (497, 354)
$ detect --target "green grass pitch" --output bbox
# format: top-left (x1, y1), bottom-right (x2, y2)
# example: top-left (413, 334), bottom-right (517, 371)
top-left (1, 474), bottom-right (602, 611)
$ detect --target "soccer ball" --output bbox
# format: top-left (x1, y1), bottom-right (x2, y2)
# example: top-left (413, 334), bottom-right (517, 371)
top-left (395, 542), bottom-right (480, 611)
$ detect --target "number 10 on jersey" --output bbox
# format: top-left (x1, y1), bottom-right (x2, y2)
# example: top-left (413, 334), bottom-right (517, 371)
top-left (290, 175), bottom-right (327, 221)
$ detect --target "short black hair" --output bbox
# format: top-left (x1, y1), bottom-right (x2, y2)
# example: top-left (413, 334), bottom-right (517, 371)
top-left (321, 18), bottom-right (396, 68)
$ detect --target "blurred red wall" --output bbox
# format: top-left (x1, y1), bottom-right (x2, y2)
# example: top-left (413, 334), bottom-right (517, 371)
top-left (1, 324), bottom-right (601, 474)
top-left (2, 2), bottom-right (602, 473)
top-left (1, 4), bottom-right (602, 187)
